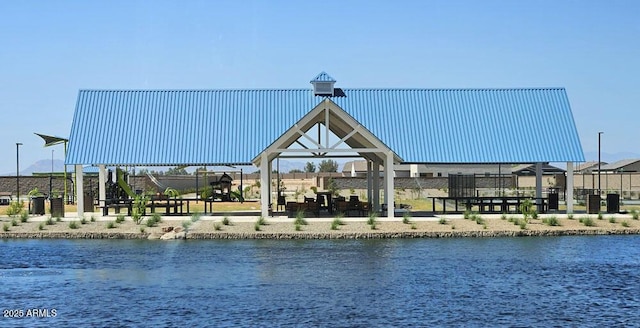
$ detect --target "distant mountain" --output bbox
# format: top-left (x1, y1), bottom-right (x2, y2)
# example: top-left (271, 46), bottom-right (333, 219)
top-left (19, 159), bottom-right (67, 175)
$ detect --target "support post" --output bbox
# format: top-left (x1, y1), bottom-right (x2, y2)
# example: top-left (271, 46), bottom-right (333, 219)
top-left (385, 151), bottom-right (395, 219)
top-left (98, 165), bottom-right (106, 209)
top-left (367, 160), bottom-right (372, 208)
top-left (76, 164), bottom-right (84, 219)
top-left (260, 154), bottom-right (270, 218)
top-left (373, 161), bottom-right (380, 212)
top-left (535, 162), bottom-right (543, 210)
top-left (567, 162), bottom-right (574, 214)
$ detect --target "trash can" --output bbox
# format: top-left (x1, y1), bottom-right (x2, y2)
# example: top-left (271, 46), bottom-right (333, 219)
top-left (31, 196), bottom-right (46, 215)
top-left (606, 193), bottom-right (620, 214)
top-left (548, 193), bottom-right (559, 211)
top-left (50, 197), bottom-right (64, 218)
top-left (587, 194), bottom-right (600, 214)
top-left (83, 192), bottom-right (94, 212)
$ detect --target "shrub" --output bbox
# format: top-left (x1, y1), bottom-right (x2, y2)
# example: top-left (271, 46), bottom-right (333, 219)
top-left (294, 222), bottom-right (302, 231)
top-left (106, 221), bottom-right (116, 229)
top-left (567, 214), bottom-right (575, 220)
top-left (55, 216), bottom-right (61, 222)
top-left (191, 212), bottom-right (202, 222)
top-left (411, 223), bottom-right (417, 230)
top-left (140, 226), bottom-right (146, 233)
top-left (451, 224), bottom-right (456, 230)
top-left (500, 213), bottom-right (507, 220)
top-left (531, 211), bottom-right (539, 220)
top-left (621, 221), bottom-right (630, 227)
top-left (214, 223), bottom-right (222, 231)
top-left (254, 222), bottom-right (261, 231)
top-left (463, 210), bottom-right (472, 220)
top-left (257, 216), bottom-right (267, 226)
top-left (6, 201), bottom-right (24, 217)
top-left (367, 213), bottom-right (378, 226)
top-left (543, 216), bottom-right (561, 226)
top-left (69, 221), bottom-right (79, 229)
top-left (20, 210), bottom-right (28, 223)
top-left (80, 217), bottom-right (87, 224)
top-left (582, 217), bottom-right (596, 227)
top-left (439, 217), bottom-right (447, 225)
top-left (473, 215), bottom-right (484, 225)
top-left (519, 221), bottom-right (527, 230)
top-left (131, 194), bottom-right (149, 225)
top-left (294, 210), bottom-right (308, 226)
top-left (46, 217), bottom-right (54, 225)
top-left (608, 217), bottom-right (616, 223)
top-left (11, 219), bottom-right (18, 226)
top-left (38, 223), bottom-right (44, 230)
top-left (632, 210), bottom-right (639, 220)
top-left (90, 216), bottom-right (96, 222)
top-left (222, 216), bottom-right (231, 225)
top-left (115, 214), bottom-right (125, 224)
top-left (597, 213), bottom-right (603, 220)
top-left (331, 218), bottom-right (343, 230)
top-left (151, 212), bottom-right (162, 223)
top-left (181, 221), bottom-right (192, 230)
top-left (145, 217), bottom-right (157, 227)
top-left (402, 212), bottom-right (411, 224)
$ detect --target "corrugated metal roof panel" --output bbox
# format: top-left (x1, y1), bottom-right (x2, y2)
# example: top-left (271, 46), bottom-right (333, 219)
top-left (66, 88), bottom-right (585, 166)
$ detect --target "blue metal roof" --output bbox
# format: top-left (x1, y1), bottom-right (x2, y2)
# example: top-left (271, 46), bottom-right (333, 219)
top-left (66, 87), bottom-right (584, 166)
top-left (310, 72), bottom-right (336, 83)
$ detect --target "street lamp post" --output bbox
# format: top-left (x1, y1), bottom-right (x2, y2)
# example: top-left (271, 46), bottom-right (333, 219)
top-left (50, 149), bottom-right (54, 200)
top-left (16, 143), bottom-right (22, 201)
top-left (598, 132), bottom-right (603, 197)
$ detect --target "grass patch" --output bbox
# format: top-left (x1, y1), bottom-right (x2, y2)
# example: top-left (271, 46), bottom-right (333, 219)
top-left (214, 223), bottom-right (222, 231)
top-left (90, 216), bottom-right (96, 222)
top-left (146, 217), bottom-right (158, 227)
top-left (294, 222), bottom-right (302, 231)
top-left (402, 212), bottom-right (412, 224)
top-left (69, 221), bottom-right (79, 229)
top-left (438, 217), bottom-right (447, 225)
top-left (608, 217), bottom-right (617, 224)
top-left (115, 214), bottom-right (125, 224)
top-left (567, 214), bottom-right (575, 220)
top-left (2, 223), bottom-right (9, 232)
top-left (254, 221), bottom-right (261, 231)
top-left (106, 221), bottom-right (116, 229)
top-left (519, 221), bottom-right (527, 230)
top-left (463, 210), bottom-right (472, 220)
top-left (11, 219), bottom-right (18, 226)
top-left (151, 212), bottom-right (162, 224)
top-left (80, 217), bottom-right (87, 224)
top-left (542, 216), bottom-right (561, 226)
top-left (181, 221), bottom-right (192, 230)
top-left (256, 216), bottom-right (267, 226)
top-left (411, 223), bottom-right (417, 230)
top-left (500, 213), bottom-right (507, 220)
top-left (191, 212), bottom-right (202, 222)
top-left (632, 210), bottom-right (639, 220)
top-left (621, 221), bottom-right (630, 227)
top-left (140, 226), bottom-right (146, 233)
top-left (46, 217), bottom-right (54, 225)
top-left (294, 210), bottom-right (308, 226)
top-left (331, 217), bottom-right (344, 230)
top-left (38, 223), bottom-right (44, 230)
top-left (597, 213), bottom-right (603, 220)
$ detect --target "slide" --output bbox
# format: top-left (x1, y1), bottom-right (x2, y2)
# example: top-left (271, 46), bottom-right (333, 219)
top-left (116, 168), bottom-right (136, 198)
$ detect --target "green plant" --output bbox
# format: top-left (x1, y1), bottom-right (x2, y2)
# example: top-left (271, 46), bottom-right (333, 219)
top-left (294, 210), bottom-right (308, 226)
top-left (631, 210), bottom-right (639, 220)
top-left (140, 226), bottom-right (146, 233)
top-left (294, 222), bottom-right (302, 231)
top-left (80, 217), bottom-right (87, 224)
top-left (69, 221), bottom-right (79, 229)
top-left (483, 223), bottom-right (488, 230)
top-left (257, 216), bottom-right (267, 226)
top-left (519, 221), bottom-right (527, 230)
top-left (191, 212), bottom-right (202, 222)
top-left (473, 214), bottom-right (484, 225)
top-left (6, 201), bottom-right (24, 217)
top-left (132, 194), bottom-right (149, 224)
top-left (463, 210), bottom-right (472, 220)
top-left (519, 199), bottom-right (534, 222)
top-left (163, 187), bottom-right (180, 198)
top-left (106, 221), bottom-right (116, 229)
top-left (55, 216), bottom-right (61, 222)
top-left (500, 213), bottom-right (507, 220)
top-left (543, 216), bottom-right (561, 226)
top-left (330, 219), bottom-right (340, 230)
top-left (20, 210), bottom-right (28, 222)
top-left (621, 221), bottom-right (630, 227)
top-left (46, 217), bottom-right (54, 225)
top-left (597, 212), bottom-right (603, 220)
top-left (222, 216), bottom-right (231, 225)
top-left (254, 221), bottom-right (261, 231)
top-left (115, 214), bottom-right (125, 224)
top-left (182, 221), bottom-right (192, 230)
top-left (582, 217), bottom-right (596, 227)
top-left (439, 217), bottom-right (447, 225)
top-left (90, 216), bottom-right (96, 222)
top-left (608, 217), bottom-right (616, 223)
top-left (38, 223), bottom-right (44, 230)
top-left (411, 223), bottom-right (417, 230)
top-left (402, 212), bottom-right (411, 224)
top-left (531, 211), bottom-right (539, 220)
top-left (2, 223), bottom-right (9, 232)
top-left (151, 212), bottom-right (162, 223)
top-left (11, 219), bottom-right (18, 226)
top-left (214, 223), bottom-right (222, 231)
top-left (567, 214), bottom-right (575, 220)
top-left (451, 224), bottom-right (456, 230)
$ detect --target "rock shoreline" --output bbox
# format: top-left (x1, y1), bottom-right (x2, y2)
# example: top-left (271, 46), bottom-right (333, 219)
top-left (2, 228), bottom-right (639, 240)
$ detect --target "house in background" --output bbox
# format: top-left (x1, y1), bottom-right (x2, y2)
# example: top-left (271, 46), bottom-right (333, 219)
top-left (342, 160), bottom-right (513, 178)
top-left (597, 159), bottom-right (640, 173)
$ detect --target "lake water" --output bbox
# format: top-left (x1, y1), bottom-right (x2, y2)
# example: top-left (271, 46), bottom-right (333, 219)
top-left (1, 236), bottom-right (639, 327)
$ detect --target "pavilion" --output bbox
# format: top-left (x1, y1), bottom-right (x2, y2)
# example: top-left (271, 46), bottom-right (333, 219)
top-left (66, 72), bottom-right (585, 218)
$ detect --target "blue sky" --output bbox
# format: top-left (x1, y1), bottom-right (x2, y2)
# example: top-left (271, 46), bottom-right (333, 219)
top-left (1, 0), bottom-right (639, 174)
